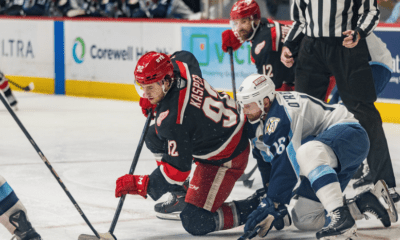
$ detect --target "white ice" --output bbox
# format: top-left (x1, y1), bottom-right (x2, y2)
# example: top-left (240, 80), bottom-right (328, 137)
top-left (1, 92), bottom-right (400, 240)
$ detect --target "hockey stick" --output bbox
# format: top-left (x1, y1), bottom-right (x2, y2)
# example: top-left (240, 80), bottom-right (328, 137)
top-left (7, 79), bottom-right (34, 92)
top-left (228, 47), bottom-right (257, 188)
top-left (0, 93), bottom-right (101, 239)
top-left (78, 110), bottom-right (153, 240)
top-left (237, 164), bottom-right (258, 188)
top-left (228, 47), bottom-right (237, 102)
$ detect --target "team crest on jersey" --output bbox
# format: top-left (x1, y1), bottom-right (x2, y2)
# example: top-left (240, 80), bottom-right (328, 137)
top-left (157, 110), bottom-right (169, 126)
top-left (255, 41), bottom-right (265, 55)
top-left (265, 117), bottom-right (280, 135)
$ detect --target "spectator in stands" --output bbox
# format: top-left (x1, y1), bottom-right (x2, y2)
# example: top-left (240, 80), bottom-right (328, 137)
top-left (23, 0), bottom-right (49, 16)
top-left (127, 0), bottom-right (194, 19)
top-left (386, 0), bottom-right (400, 23)
top-left (265, 0), bottom-right (291, 20)
top-left (0, 0), bottom-right (24, 15)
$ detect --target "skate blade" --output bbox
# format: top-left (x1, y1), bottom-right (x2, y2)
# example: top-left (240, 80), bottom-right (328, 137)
top-left (156, 212), bottom-right (181, 221)
top-left (320, 225), bottom-right (357, 240)
top-left (78, 232), bottom-right (116, 240)
top-left (372, 180), bottom-right (398, 223)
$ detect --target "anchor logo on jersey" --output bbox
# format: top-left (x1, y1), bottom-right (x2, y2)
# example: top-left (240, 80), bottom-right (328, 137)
top-left (265, 117), bottom-right (280, 135)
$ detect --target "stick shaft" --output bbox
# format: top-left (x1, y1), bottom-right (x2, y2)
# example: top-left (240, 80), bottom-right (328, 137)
top-left (0, 93), bottom-right (100, 239)
top-left (108, 111), bottom-right (153, 234)
top-left (228, 47), bottom-right (237, 102)
top-left (7, 79), bottom-right (32, 91)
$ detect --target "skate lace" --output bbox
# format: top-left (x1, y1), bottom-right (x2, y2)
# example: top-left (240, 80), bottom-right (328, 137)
top-left (326, 209), bottom-right (340, 228)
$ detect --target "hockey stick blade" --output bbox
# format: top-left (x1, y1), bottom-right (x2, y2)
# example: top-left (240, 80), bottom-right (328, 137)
top-left (78, 232), bottom-right (116, 240)
top-left (238, 164), bottom-right (258, 182)
top-left (156, 212), bottom-right (182, 221)
top-left (243, 178), bottom-right (255, 188)
top-left (372, 180), bottom-right (398, 223)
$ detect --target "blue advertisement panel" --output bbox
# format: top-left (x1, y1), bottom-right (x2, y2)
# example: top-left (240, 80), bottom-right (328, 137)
top-left (374, 30), bottom-right (400, 99)
top-left (182, 26), bottom-right (256, 90)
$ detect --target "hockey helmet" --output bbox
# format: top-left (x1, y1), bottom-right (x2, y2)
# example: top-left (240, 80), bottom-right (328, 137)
top-left (230, 0), bottom-right (261, 21)
top-left (134, 51), bottom-right (174, 85)
top-left (237, 74), bottom-right (275, 122)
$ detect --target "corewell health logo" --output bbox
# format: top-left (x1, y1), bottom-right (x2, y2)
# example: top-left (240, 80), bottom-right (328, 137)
top-left (72, 37), bottom-right (85, 64)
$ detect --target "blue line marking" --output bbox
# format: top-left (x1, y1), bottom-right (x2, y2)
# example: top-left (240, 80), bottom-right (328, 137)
top-left (54, 21), bottom-right (65, 95)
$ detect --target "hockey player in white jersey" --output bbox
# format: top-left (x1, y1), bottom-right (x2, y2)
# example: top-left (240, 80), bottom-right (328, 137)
top-left (0, 175), bottom-right (41, 240)
top-left (236, 74), bottom-right (394, 240)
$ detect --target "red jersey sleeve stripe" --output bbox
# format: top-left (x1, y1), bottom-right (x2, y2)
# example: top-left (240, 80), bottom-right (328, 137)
top-left (159, 162), bottom-right (191, 185)
top-left (268, 19), bottom-right (281, 52)
top-left (175, 61), bottom-right (192, 125)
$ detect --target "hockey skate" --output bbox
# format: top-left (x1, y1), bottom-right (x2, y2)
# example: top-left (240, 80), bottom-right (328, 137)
top-left (316, 205), bottom-right (357, 240)
top-left (154, 191), bottom-right (187, 220)
top-left (154, 179), bottom-right (189, 221)
top-left (371, 180), bottom-right (398, 223)
top-left (9, 210), bottom-right (41, 240)
top-left (388, 188), bottom-right (400, 203)
top-left (350, 189), bottom-right (391, 227)
top-left (7, 93), bottom-right (18, 111)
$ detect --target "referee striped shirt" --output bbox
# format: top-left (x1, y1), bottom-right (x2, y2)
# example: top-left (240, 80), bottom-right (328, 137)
top-left (284, 0), bottom-right (380, 46)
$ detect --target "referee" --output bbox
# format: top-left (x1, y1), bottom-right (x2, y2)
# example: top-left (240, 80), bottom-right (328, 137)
top-left (281, 0), bottom-right (397, 223)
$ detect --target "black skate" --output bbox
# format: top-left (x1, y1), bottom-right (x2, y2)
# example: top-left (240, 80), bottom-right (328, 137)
top-left (353, 171), bottom-right (373, 189)
top-left (9, 210), bottom-right (41, 240)
top-left (7, 93), bottom-right (18, 111)
top-left (351, 190), bottom-right (391, 227)
top-left (154, 191), bottom-right (187, 220)
top-left (316, 205), bottom-right (357, 240)
top-left (388, 188), bottom-right (400, 203)
top-left (351, 162), bottom-right (364, 180)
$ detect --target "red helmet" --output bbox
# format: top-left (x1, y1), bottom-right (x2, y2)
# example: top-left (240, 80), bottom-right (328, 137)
top-left (134, 51), bottom-right (174, 85)
top-left (230, 0), bottom-right (261, 20)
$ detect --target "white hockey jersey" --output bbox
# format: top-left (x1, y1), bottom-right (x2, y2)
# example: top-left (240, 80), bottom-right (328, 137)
top-left (366, 33), bottom-right (393, 72)
top-left (250, 91), bottom-right (357, 204)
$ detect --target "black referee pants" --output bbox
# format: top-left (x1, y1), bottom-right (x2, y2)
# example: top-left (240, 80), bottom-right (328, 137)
top-left (295, 36), bottom-right (396, 188)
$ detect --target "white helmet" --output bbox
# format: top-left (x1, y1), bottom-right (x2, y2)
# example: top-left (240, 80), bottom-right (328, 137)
top-left (237, 74), bottom-right (276, 123)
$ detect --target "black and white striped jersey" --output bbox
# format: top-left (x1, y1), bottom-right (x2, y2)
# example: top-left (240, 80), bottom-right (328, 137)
top-left (284, 0), bottom-right (380, 48)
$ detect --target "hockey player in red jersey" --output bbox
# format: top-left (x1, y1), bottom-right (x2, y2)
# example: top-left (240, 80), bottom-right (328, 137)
top-left (221, 0), bottom-right (295, 91)
top-left (115, 51), bottom-right (269, 235)
top-left (0, 70), bottom-right (18, 111)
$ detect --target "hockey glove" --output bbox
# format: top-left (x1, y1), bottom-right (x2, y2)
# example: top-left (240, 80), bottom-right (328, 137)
top-left (240, 197), bottom-right (288, 239)
top-left (115, 174), bottom-right (149, 199)
top-left (221, 29), bottom-right (243, 53)
top-left (139, 97), bottom-right (156, 118)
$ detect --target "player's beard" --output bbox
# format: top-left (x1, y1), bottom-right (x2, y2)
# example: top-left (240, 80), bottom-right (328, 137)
top-left (246, 111), bottom-right (262, 122)
top-left (238, 29), bottom-right (253, 41)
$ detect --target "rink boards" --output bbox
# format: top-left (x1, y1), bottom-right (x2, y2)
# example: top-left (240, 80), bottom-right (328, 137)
top-left (0, 17), bottom-right (399, 122)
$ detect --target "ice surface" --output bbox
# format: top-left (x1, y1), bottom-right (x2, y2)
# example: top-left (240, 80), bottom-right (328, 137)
top-left (1, 92), bottom-right (400, 240)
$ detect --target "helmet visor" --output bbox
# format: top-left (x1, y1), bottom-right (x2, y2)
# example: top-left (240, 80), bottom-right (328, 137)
top-left (134, 79), bottom-right (146, 98)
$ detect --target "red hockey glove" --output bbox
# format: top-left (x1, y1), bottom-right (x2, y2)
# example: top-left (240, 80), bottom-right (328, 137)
top-left (139, 97), bottom-right (156, 118)
top-left (222, 29), bottom-right (243, 53)
top-left (115, 174), bottom-right (149, 199)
